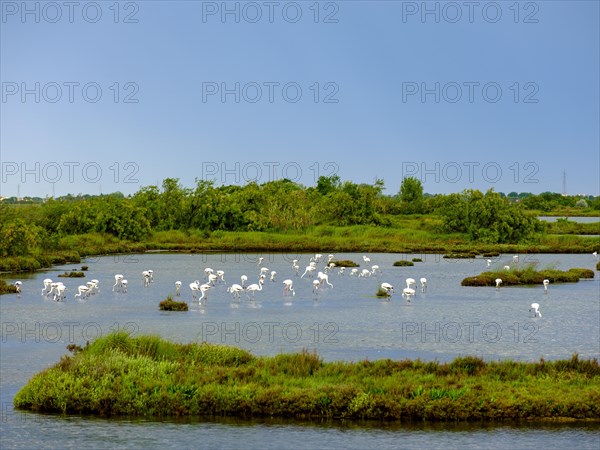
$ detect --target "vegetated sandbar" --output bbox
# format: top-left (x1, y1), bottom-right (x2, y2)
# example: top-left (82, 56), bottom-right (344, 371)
top-left (14, 332), bottom-right (600, 422)
top-left (462, 267), bottom-right (594, 287)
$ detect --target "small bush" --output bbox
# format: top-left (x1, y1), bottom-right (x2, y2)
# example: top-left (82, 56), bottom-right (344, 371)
top-left (58, 271), bottom-right (85, 278)
top-left (330, 259), bottom-right (359, 267)
top-left (0, 280), bottom-right (18, 294)
top-left (81, 266), bottom-right (89, 271)
top-left (393, 260), bottom-right (414, 267)
top-left (411, 258), bottom-right (423, 262)
top-left (159, 296), bottom-right (189, 311)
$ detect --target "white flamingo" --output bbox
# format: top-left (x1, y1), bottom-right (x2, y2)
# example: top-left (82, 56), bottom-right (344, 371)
top-left (420, 277), bottom-right (427, 293)
top-left (245, 279), bottom-right (264, 299)
top-left (216, 270), bottom-right (225, 283)
top-left (486, 259), bottom-right (492, 267)
top-left (380, 282), bottom-right (394, 299)
top-left (143, 270), bottom-right (152, 287)
top-left (363, 255), bottom-right (371, 264)
top-left (530, 302), bottom-right (542, 318)
top-left (283, 279), bottom-right (295, 296)
top-left (90, 279), bottom-right (99, 294)
top-left (121, 280), bottom-right (128, 293)
top-left (405, 278), bottom-right (416, 289)
top-left (270, 271), bottom-right (277, 282)
top-left (513, 255), bottom-right (519, 264)
top-left (301, 265), bottom-right (316, 278)
top-left (543, 279), bottom-right (549, 293)
top-left (402, 287), bottom-right (415, 302)
top-left (198, 283), bottom-right (212, 302)
top-left (75, 285), bottom-right (89, 299)
top-left (292, 260), bottom-right (300, 276)
top-left (208, 274), bottom-right (219, 285)
top-left (113, 274), bottom-right (124, 292)
top-left (53, 283), bottom-right (66, 301)
top-left (495, 278), bottom-right (503, 290)
top-left (14, 281), bottom-right (22, 295)
top-left (371, 265), bottom-right (380, 275)
top-left (41, 278), bottom-right (53, 296)
top-left (175, 281), bottom-right (182, 296)
top-left (318, 271), bottom-right (333, 288)
top-left (190, 280), bottom-right (201, 300)
top-left (350, 268), bottom-right (359, 276)
top-left (241, 275), bottom-right (248, 288)
top-left (312, 279), bottom-right (321, 296)
top-left (338, 267), bottom-right (345, 276)
top-left (359, 269), bottom-right (371, 278)
top-left (227, 283), bottom-right (244, 300)
top-left (504, 265), bottom-right (510, 271)
top-left (257, 257), bottom-right (264, 266)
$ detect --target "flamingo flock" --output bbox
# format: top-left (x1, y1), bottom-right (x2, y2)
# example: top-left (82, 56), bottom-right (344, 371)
top-left (8, 251), bottom-right (584, 321)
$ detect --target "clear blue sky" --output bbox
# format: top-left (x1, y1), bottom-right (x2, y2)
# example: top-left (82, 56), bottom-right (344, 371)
top-left (1, 0), bottom-right (598, 198)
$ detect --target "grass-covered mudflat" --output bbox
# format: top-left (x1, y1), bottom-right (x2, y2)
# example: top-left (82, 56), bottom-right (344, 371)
top-left (462, 267), bottom-right (595, 287)
top-left (14, 333), bottom-right (600, 422)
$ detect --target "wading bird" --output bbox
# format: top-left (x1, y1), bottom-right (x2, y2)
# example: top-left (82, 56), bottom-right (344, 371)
top-left (227, 284), bottom-right (244, 300)
top-left (380, 282), bottom-right (394, 299)
top-left (175, 281), bottom-right (182, 296)
top-left (14, 281), bottom-right (22, 295)
top-left (543, 279), bottom-right (549, 293)
top-left (113, 274), bottom-right (124, 292)
top-left (245, 279), bottom-right (264, 299)
top-left (75, 285), bottom-right (89, 299)
top-left (283, 279), bottom-right (295, 296)
top-left (420, 277), bottom-right (427, 293)
top-left (495, 278), bottom-right (503, 290)
top-left (42, 278), bottom-right (53, 296)
top-left (530, 302), bottom-right (542, 318)
top-left (121, 280), bottom-right (128, 293)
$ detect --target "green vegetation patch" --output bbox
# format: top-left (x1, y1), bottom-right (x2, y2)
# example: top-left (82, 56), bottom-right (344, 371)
top-left (14, 332), bottom-right (600, 421)
top-left (411, 258), bottom-right (423, 262)
top-left (330, 260), bottom-right (359, 267)
top-left (159, 296), bottom-right (189, 311)
top-left (393, 260), bottom-right (414, 267)
top-left (444, 252), bottom-right (479, 259)
top-left (0, 279), bottom-right (18, 294)
top-left (58, 271), bottom-right (85, 278)
top-left (462, 267), bottom-right (595, 287)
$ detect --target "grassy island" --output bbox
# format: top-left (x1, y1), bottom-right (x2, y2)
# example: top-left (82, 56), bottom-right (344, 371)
top-left (14, 332), bottom-right (600, 422)
top-left (462, 267), bottom-right (595, 287)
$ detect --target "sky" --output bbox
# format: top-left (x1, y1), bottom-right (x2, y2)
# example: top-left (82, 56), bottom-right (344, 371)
top-left (1, 0), bottom-right (599, 198)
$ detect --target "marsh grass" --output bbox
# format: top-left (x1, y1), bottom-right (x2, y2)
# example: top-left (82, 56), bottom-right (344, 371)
top-left (393, 261), bottom-right (414, 267)
top-left (0, 279), bottom-right (18, 294)
top-left (13, 333), bottom-right (600, 422)
top-left (462, 265), bottom-right (595, 287)
top-left (159, 296), bottom-right (189, 311)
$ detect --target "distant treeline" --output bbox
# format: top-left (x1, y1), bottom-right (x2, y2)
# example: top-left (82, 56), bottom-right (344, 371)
top-left (0, 176), bottom-right (598, 259)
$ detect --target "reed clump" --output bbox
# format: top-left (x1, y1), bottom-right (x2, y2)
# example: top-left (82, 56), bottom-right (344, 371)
top-left (462, 266), bottom-right (594, 287)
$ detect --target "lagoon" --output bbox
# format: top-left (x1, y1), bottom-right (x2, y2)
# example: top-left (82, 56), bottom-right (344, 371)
top-left (1, 253), bottom-right (599, 448)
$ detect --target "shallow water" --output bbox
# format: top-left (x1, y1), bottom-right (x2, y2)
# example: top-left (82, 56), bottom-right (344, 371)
top-left (1, 252), bottom-right (599, 448)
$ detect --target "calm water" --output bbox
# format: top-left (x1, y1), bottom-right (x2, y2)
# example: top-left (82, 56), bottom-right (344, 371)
top-left (538, 216), bottom-right (600, 223)
top-left (1, 252), bottom-right (599, 448)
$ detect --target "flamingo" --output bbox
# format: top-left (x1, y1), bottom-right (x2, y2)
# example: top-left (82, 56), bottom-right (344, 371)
top-left (402, 287), bottom-right (415, 302)
top-left (593, 251), bottom-right (598, 260)
top-left (504, 265), bottom-right (510, 271)
top-left (311, 254), bottom-right (323, 263)
top-left (257, 257), bottom-right (264, 266)
top-left (270, 271), bottom-right (277, 282)
top-left (190, 280), bottom-right (201, 300)
top-left (350, 268), bottom-right (359, 276)
top-left (208, 274), bottom-right (219, 285)
top-left (359, 269), bottom-right (371, 277)
top-left (530, 302), bottom-right (542, 318)
top-left (543, 279), bottom-right (549, 293)
top-left (14, 281), bottom-right (22, 295)
top-left (380, 282), bottom-right (394, 299)
top-left (371, 265), bottom-right (380, 275)
top-left (142, 271), bottom-right (151, 287)
top-left (121, 279), bottom-right (128, 293)
top-left (53, 283), bottom-right (66, 301)
top-left (338, 267), bottom-right (345, 276)
top-left (318, 271), bottom-right (333, 288)
top-left (312, 279), bottom-right (321, 296)
top-left (113, 274), bottom-right (124, 292)
top-left (283, 279), bottom-right (295, 296)
top-left (216, 270), bottom-right (225, 282)
top-left (486, 259), bottom-right (492, 267)
top-left (41, 278), bottom-right (53, 295)
top-left (405, 278), bottom-right (416, 289)
top-left (227, 284), bottom-right (244, 300)
top-left (420, 277), bottom-right (427, 293)
top-left (241, 275), bottom-right (248, 288)
top-left (75, 285), bottom-right (89, 299)
top-left (175, 281), bottom-right (182, 296)
top-left (245, 279), bottom-right (264, 299)
top-left (495, 278), bottom-right (503, 290)
top-left (198, 283), bottom-right (212, 302)
top-left (363, 255), bottom-right (371, 264)
top-left (292, 260), bottom-right (300, 276)
top-left (90, 279), bottom-right (99, 294)
top-left (513, 255), bottom-right (519, 264)
top-left (301, 265), bottom-right (316, 278)
top-left (204, 268), bottom-right (214, 277)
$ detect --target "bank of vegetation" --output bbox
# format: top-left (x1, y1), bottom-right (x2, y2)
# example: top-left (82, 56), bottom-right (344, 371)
top-left (462, 266), bottom-right (595, 287)
top-left (1, 177), bottom-right (598, 274)
top-left (13, 332), bottom-right (600, 422)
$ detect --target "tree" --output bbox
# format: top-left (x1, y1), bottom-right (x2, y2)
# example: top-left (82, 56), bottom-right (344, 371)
top-left (399, 177), bottom-right (424, 214)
